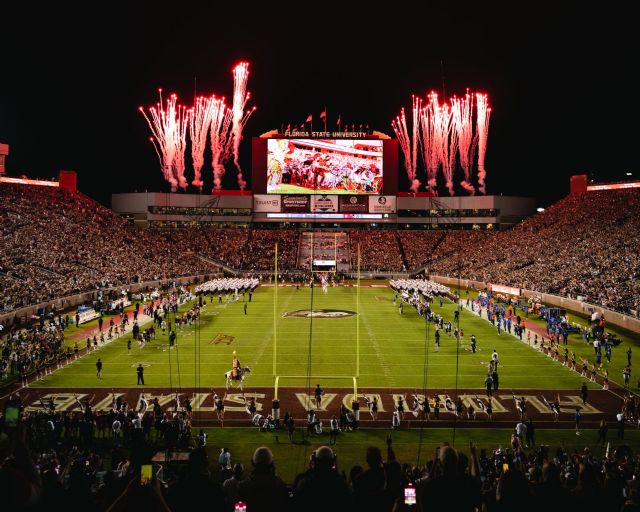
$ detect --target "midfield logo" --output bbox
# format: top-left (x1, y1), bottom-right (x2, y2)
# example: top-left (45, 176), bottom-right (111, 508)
top-left (283, 309), bottom-right (357, 318)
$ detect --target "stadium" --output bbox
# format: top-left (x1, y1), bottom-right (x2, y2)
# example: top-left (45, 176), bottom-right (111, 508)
top-left (1, 7), bottom-right (639, 512)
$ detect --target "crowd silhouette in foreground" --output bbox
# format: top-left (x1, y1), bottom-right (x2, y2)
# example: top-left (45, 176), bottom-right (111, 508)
top-left (2, 403), bottom-right (640, 511)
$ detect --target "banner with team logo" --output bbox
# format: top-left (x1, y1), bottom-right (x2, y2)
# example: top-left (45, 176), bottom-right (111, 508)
top-left (311, 195), bottom-right (338, 213)
top-left (368, 195), bottom-right (396, 213)
top-left (253, 194), bottom-right (281, 212)
top-left (339, 195), bottom-right (369, 213)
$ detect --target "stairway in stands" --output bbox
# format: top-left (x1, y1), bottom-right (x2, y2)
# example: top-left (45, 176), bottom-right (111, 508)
top-left (296, 232), bottom-right (351, 272)
top-left (394, 231), bottom-right (409, 271)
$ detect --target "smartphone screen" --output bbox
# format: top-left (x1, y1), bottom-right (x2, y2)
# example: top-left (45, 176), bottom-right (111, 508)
top-left (140, 464), bottom-right (153, 485)
top-left (404, 485), bottom-right (416, 505)
top-left (4, 406), bottom-right (19, 428)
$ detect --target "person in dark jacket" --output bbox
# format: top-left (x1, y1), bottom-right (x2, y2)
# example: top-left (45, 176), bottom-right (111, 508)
top-left (238, 447), bottom-right (290, 512)
top-left (294, 445), bottom-right (353, 512)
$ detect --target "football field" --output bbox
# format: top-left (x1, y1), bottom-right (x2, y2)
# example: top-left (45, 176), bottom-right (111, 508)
top-left (28, 285), bottom-right (626, 392)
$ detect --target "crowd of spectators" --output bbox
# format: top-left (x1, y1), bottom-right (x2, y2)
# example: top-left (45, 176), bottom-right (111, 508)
top-left (349, 231), bottom-right (404, 272)
top-left (2, 183), bottom-right (638, 317)
top-left (0, 323), bottom-right (64, 380)
top-left (0, 184), bottom-right (219, 314)
top-left (3, 400), bottom-right (640, 512)
top-left (241, 230), bottom-right (300, 271)
top-left (429, 190), bottom-right (640, 315)
top-left (157, 228), bottom-right (249, 269)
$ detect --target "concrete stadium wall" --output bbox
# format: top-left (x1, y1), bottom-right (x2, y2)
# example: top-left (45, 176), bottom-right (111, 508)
top-left (429, 274), bottom-right (640, 334)
top-left (0, 274), bottom-right (216, 327)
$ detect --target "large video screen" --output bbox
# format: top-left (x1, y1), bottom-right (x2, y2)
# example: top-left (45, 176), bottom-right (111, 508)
top-left (267, 139), bottom-right (383, 194)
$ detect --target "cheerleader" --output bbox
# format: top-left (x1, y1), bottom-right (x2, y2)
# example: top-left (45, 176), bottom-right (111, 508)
top-left (486, 398), bottom-right (493, 421)
top-left (391, 410), bottom-right (400, 429)
top-left (246, 397), bottom-right (257, 417)
top-left (213, 391), bottom-right (225, 423)
top-left (433, 395), bottom-right (441, 419)
top-left (396, 395), bottom-right (405, 420)
top-left (581, 360), bottom-right (588, 378)
top-left (517, 396), bottom-right (527, 422)
top-left (370, 396), bottom-right (379, 421)
top-left (603, 369), bottom-right (609, 390)
top-left (552, 395), bottom-right (561, 422)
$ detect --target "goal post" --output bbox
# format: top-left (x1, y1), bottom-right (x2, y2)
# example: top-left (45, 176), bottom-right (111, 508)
top-left (272, 240), bottom-right (361, 396)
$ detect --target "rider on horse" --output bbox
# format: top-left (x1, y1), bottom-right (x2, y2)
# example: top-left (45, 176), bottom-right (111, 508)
top-left (231, 351), bottom-right (241, 380)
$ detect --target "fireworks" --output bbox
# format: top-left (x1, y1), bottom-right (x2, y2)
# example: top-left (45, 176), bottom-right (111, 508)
top-left (476, 93), bottom-right (491, 195)
top-left (452, 92), bottom-right (476, 195)
top-left (188, 97), bottom-right (214, 191)
top-left (139, 90), bottom-right (183, 192)
top-left (210, 96), bottom-right (233, 191)
top-left (230, 62), bottom-right (256, 191)
top-left (140, 62), bottom-right (256, 193)
top-left (173, 103), bottom-right (189, 190)
top-left (395, 90), bottom-right (490, 195)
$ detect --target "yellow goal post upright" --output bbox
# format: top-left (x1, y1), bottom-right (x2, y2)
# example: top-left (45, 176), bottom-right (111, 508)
top-left (271, 240), bottom-right (361, 419)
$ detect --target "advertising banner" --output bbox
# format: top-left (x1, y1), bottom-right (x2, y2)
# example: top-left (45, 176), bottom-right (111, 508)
top-left (491, 284), bottom-right (521, 296)
top-left (253, 194), bottom-right (281, 212)
top-left (311, 195), bottom-right (339, 213)
top-left (281, 195), bottom-right (310, 212)
top-left (368, 195), bottom-right (396, 213)
top-left (339, 195), bottom-right (369, 213)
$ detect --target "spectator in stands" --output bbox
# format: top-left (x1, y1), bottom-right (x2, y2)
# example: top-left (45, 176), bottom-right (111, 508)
top-left (237, 447), bottom-right (289, 512)
top-left (294, 445), bottom-right (353, 511)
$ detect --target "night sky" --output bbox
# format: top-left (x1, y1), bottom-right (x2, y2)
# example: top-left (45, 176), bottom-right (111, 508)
top-left (0, 4), bottom-right (635, 206)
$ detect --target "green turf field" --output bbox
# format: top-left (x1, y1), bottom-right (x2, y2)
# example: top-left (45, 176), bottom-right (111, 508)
top-left (28, 286), bottom-right (637, 391)
top-left (199, 427), bottom-right (640, 483)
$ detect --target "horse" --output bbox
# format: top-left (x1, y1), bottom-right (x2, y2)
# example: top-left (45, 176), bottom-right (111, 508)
top-left (224, 366), bottom-right (251, 391)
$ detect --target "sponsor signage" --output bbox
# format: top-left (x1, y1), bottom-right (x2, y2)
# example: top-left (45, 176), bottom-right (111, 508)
top-left (369, 195), bottom-right (396, 213)
top-left (313, 259), bottom-right (336, 266)
top-left (282, 195), bottom-right (310, 212)
top-left (253, 194), bottom-right (281, 212)
top-left (491, 284), bottom-right (521, 296)
top-left (311, 194), bottom-right (338, 213)
top-left (339, 195), bottom-right (369, 213)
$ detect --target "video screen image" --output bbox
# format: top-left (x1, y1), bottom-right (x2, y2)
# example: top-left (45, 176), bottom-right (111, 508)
top-left (267, 139), bottom-right (383, 195)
